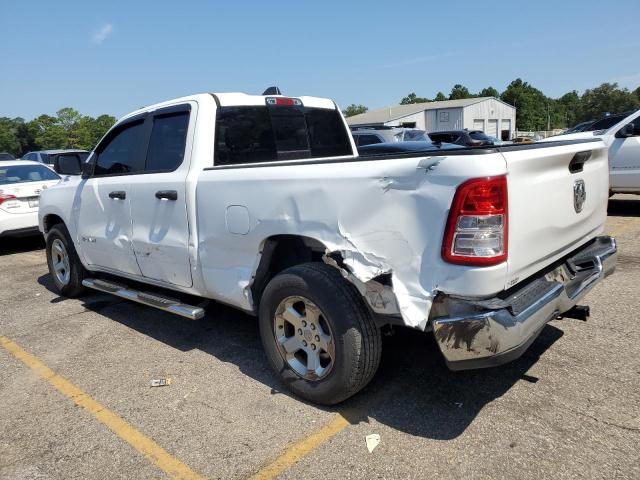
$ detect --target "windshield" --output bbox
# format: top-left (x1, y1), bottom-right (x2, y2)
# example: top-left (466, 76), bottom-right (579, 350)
top-left (469, 131), bottom-right (492, 141)
top-left (0, 164), bottom-right (60, 185)
top-left (402, 130), bottom-right (429, 141)
top-left (586, 115), bottom-right (626, 131)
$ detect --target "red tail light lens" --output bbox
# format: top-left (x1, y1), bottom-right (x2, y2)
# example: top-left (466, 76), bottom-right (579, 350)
top-left (442, 175), bottom-right (508, 266)
top-left (0, 194), bottom-right (17, 205)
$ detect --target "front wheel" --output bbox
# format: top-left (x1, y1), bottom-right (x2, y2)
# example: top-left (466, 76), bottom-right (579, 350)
top-left (258, 263), bottom-right (381, 405)
top-left (45, 224), bottom-right (87, 297)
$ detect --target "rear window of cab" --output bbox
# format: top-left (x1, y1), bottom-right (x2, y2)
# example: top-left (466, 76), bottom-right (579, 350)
top-left (215, 104), bottom-right (353, 166)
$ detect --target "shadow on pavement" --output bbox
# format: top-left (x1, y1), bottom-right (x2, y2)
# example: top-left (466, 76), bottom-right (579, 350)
top-left (37, 272), bottom-right (563, 440)
top-left (0, 235), bottom-right (45, 256)
top-left (608, 197), bottom-right (640, 217)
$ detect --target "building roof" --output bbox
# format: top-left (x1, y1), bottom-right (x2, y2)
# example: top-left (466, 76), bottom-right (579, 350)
top-left (346, 97), bottom-right (511, 125)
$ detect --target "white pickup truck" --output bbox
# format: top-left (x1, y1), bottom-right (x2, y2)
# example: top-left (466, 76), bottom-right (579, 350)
top-left (39, 91), bottom-right (617, 405)
top-left (547, 109), bottom-right (640, 195)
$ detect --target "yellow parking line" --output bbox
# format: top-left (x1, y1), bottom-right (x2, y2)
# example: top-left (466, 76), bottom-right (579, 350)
top-left (608, 217), bottom-right (640, 238)
top-left (249, 414), bottom-right (350, 480)
top-left (0, 336), bottom-right (206, 480)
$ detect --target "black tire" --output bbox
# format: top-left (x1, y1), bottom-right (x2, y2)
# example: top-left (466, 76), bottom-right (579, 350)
top-left (258, 262), bottom-right (381, 405)
top-left (45, 224), bottom-right (88, 297)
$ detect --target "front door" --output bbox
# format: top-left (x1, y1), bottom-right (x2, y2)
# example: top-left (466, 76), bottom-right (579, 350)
top-left (129, 104), bottom-right (194, 287)
top-left (75, 118), bottom-right (146, 276)
top-left (609, 116), bottom-right (640, 190)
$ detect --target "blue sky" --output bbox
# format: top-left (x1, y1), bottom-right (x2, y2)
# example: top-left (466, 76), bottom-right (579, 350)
top-left (1, 0), bottom-right (639, 120)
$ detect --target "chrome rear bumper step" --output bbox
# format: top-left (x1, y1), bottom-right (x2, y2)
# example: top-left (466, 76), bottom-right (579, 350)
top-left (432, 235), bottom-right (617, 370)
top-left (82, 278), bottom-right (205, 320)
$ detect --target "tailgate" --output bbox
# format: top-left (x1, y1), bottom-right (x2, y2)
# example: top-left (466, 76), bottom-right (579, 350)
top-left (502, 139), bottom-right (609, 288)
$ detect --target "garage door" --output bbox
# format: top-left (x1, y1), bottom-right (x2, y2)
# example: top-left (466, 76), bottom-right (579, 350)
top-left (501, 119), bottom-right (511, 141)
top-left (487, 119), bottom-right (498, 138)
top-left (473, 119), bottom-right (485, 131)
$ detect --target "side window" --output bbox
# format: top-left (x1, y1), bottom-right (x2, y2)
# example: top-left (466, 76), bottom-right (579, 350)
top-left (146, 111), bottom-right (190, 172)
top-left (358, 134), bottom-right (383, 146)
top-left (633, 117), bottom-right (640, 136)
top-left (23, 153), bottom-right (34, 160)
top-left (352, 134), bottom-right (360, 146)
top-left (94, 121), bottom-right (145, 176)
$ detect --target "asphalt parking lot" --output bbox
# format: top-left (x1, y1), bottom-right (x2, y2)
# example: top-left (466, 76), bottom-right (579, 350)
top-left (1, 196), bottom-right (639, 480)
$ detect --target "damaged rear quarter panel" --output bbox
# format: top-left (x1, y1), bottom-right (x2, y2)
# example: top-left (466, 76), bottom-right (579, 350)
top-left (195, 152), bottom-right (508, 329)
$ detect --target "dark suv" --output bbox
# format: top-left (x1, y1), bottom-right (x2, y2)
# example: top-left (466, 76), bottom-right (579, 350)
top-left (428, 130), bottom-right (496, 147)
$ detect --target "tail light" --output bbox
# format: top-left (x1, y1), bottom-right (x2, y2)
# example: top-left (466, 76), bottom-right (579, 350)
top-left (266, 97), bottom-right (302, 106)
top-left (442, 175), bottom-right (508, 266)
top-left (0, 194), bottom-right (17, 205)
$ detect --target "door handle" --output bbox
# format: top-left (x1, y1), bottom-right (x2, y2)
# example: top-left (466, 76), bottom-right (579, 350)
top-left (155, 190), bottom-right (178, 201)
top-left (108, 191), bottom-right (126, 200)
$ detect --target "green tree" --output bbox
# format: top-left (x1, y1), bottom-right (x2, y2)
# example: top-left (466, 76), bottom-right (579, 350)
top-left (400, 92), bottom-right (429, 104)
top-left (500, 78), bottom-right (548, 131)
top-left (12, 118), bottom-right (37, 154)
top-left (478, 86), bottom-right (499, 98)
top-left (556, 91), bottom-right (581, 128)
top-left (0, 117), bottom-right (21, 155)
top-left (433, 91), bottom-right (447, 101)
top-left (634, 86), bottom-right (640, 101)
top-left (449, 84), bottom-right (472, 100)
top-left (28, 114), bottom-right (66, 150)
top-left (579, 83), bottom-right (640, 121)
top-left (342, 104), bottom-right (368, 118)
top-left (90, 114), bottom-right (116, 146)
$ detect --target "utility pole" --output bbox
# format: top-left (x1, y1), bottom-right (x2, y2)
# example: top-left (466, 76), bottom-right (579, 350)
top-left (547, 104), bottom-right (551, 131)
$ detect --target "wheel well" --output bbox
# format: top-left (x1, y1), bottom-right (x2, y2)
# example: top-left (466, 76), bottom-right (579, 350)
top-left (42, 214), bottom-right (65, 234)
top-left (250, 235), bottom-right (327, 309)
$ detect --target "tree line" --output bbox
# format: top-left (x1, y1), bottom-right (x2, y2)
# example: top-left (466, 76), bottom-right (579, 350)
top-left (2, 79), bottom-right (639, 155)
top-left (343, 79), bottom-right (640, 131)
top-left (0, 108), bottom-right (116, 156)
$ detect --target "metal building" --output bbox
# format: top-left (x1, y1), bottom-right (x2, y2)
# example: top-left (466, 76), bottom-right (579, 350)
top-left (346, 97), bottom-right (516, 141)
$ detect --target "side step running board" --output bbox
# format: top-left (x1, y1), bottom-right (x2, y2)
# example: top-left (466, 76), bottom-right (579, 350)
top-left (82, 278), bottom-right (205, 320)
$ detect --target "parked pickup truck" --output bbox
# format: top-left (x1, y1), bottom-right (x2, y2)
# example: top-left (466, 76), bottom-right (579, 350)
top-left (39, 91), bottom-right (617, 405)
top-left (547, 109), bottom-right (640, 195)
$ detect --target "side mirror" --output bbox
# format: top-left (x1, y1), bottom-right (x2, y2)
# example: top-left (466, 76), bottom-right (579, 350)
top-left (616, 123), bottom-right (635, 139)
top-left (54, 154), bottom-right (82, 175)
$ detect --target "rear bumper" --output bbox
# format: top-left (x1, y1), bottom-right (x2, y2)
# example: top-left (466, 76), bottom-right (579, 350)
top-left (0, 212), bottom-right (39, 237)
top-left (432, 236), bottom-right (617, 371)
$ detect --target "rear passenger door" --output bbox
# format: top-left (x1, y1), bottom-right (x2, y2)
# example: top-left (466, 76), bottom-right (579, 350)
top-left (128, 104), bottom-right (194, 287)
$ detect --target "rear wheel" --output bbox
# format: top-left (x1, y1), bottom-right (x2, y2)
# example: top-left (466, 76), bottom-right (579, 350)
top-left (259, 263), bottom-right (381, 405)
top-left (46, 224), bottom-right (87, 297)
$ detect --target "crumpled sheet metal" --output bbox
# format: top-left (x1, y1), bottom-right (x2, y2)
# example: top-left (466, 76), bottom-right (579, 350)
top-left (196, 153), bottom-right (506, 330)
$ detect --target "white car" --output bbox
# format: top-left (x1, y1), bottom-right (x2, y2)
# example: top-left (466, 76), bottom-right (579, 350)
top-left (40, 91), bottom-right (616, 405)
top-left (545, 109), bottom-right (640, 195)
top-left (0, 160), bottom-right (60, 238)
